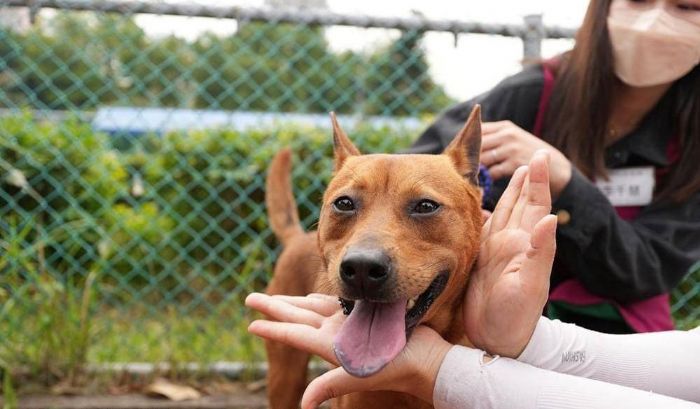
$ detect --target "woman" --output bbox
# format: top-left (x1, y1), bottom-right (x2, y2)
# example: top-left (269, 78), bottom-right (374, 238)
top-left (411, 0), bottom-right (700, 333)
top-left (246, 152), bottom-right (700, 409)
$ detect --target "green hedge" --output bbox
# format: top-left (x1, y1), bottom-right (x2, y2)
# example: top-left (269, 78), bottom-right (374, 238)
top-left (0, 113), bottom-right (417, 312)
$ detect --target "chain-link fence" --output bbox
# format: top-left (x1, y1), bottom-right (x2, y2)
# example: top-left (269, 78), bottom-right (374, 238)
top-left (0, 0), bottom-right (698, 388)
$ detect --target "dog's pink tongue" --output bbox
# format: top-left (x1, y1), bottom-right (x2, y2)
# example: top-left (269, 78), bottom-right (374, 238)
top-left (333, 299), bottom-right (406, 378)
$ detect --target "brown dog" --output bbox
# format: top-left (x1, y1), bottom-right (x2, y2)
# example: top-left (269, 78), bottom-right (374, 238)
top-left (264, 106), bottom-right (483, 409)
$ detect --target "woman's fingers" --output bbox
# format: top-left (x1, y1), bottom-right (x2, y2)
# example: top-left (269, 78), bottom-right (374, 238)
top-left (481, 127), bottom-right (515, 167)
top-left (245, 293), bottom-right (325, 328)
top-left (301, 367), bottom-right (379, 409)
top-left (516, 150), bottom-right (552, 232)
top-left (308, 293), bottom-right (338, 302)
top-left (506, 173), bottom-right (530, 230)
top-left (481, 209), bottom-right (492, 226)
top-left (248, 320), bottom-right (338, 364)
top-left (481, 136), bottom-right (508, 167)
top-left (481, 121), bottom-right (511, 135)
top-left (521, 214), bottom-right (558, 293)
top-left (270, 294), bottom-right (340, 317)
top-left (246, 293), bottom-right (348, 365)
top-left (506, 151), bottom-right (551, 231)
top-left (481, 148), bottom-right (500, 167)
top-left (487, 165), bottom-right (528, 234)
top-left (487, 160), bottom-right (519, 180)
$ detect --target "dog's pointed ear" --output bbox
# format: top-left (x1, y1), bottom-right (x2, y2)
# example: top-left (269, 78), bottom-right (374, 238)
top-left (330, 112), bottom-right (360, 171)
top-left (443, 105), bottom-right (481, 184)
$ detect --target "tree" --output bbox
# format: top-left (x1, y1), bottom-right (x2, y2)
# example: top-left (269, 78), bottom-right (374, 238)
top-left (0, 13), bottom-right (453, 116)
top-left (363, 29), bottom-right (452, 116)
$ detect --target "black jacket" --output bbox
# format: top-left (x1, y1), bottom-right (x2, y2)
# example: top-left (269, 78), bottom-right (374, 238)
top-left (410, 64), bottom-right (700, 304)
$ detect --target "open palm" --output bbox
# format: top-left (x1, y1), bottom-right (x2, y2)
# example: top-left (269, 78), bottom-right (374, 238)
top-left (464, 151), bottom-right (558, 358)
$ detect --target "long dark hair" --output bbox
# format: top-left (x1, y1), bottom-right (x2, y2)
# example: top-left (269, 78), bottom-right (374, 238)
top-left (542, 0), bottom-right (700, 203)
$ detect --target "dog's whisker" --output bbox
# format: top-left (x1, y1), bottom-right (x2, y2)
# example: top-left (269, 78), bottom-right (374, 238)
top-left (407, 174), bottom-right (432, 196)
top-left (345, 166), bottom-right (365, 189)
top-left (401, 260), bottom-right (450, 275)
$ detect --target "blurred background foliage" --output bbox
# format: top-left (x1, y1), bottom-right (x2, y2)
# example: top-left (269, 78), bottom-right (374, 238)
top-left (0, 12), bottom-right (452, 114)
top-left (0, 4), bottom-right (697, 396)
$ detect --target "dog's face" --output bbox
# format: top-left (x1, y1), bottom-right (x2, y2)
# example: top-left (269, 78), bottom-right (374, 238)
top-left (317, 106), bottom-right (483, 377)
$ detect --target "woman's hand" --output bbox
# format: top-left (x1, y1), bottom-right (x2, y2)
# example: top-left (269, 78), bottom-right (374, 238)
top-left (481, 121), bottom-right (572, 199)
top-left (245, 293), bottom-right (452, 409)
top-left (464, 150), bottom-right (558, 358)
top-left (245, 152), bottom-right (559, 406)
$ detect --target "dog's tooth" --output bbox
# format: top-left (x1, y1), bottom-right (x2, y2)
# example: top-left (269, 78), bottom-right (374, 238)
top-left (407, 298), bottom-right (416, 311)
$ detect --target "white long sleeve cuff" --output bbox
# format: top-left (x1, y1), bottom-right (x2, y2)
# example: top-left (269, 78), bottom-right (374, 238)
top-left (433, 346), bottom-right (700, 409)
top-left (518, 317), bottom-right (700, 402)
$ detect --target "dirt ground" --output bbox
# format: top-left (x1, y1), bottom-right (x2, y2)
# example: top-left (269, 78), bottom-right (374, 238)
top-left (1, 382), bottom-right (268, 409)
top-left (2, 393), bottom-right (267, 409)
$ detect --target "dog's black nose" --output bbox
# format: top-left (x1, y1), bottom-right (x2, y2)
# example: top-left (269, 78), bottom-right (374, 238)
top-left (340, 249), bottom-right (392, 299)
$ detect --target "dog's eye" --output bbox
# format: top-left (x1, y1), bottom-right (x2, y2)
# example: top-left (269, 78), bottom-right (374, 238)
top-left (333, 196), bottom-right (356, 212)
top-left (411, 199), bottom-right (441, 215)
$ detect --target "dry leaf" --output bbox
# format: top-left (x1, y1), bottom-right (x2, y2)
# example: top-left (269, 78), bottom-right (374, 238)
top-left (145, 378), bottom-right (202, 401)
top-left (246, 379), bottom-right (267, 393)
top-left (50, 380), bottom-right (84, 396)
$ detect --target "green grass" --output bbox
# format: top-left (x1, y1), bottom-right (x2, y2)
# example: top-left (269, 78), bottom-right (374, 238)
top-left (0, 303), bottom-right (265, 393)
top-left (89, 307), bottom-right (264, 364)
top-left (0, 221), bottom-right (264, 391)
top-left (2, 369), bottom-right (18, 409)
top-left (0, 217), bottom-right (267, 393)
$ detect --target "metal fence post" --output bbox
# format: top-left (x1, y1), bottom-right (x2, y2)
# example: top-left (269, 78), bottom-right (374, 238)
top-left (522, 14), bottom-right (544, 60)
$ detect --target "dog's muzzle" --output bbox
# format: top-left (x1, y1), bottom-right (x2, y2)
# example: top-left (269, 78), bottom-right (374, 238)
top-left (339, 248), bottom-right (393, 301)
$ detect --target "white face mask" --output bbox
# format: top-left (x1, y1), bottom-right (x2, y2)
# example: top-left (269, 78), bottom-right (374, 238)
top-left (607, 4), bottom-right (700, 87)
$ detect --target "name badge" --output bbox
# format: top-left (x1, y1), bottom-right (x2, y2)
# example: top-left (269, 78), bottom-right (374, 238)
top-left (595, 167), bottom-right (655, 206)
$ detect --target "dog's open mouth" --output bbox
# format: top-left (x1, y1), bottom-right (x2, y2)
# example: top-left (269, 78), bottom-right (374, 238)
top-left (333, 270), bottom-right (449, 378)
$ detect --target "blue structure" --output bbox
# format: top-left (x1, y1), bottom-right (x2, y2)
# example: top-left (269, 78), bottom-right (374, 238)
top-left (92, 107), bottom-right (424, 136)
